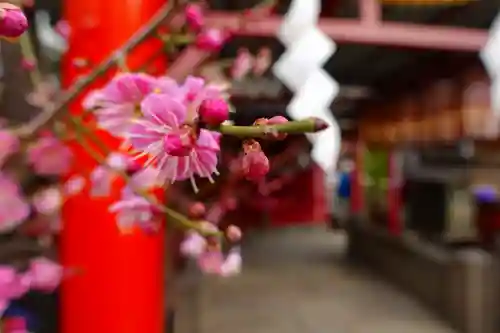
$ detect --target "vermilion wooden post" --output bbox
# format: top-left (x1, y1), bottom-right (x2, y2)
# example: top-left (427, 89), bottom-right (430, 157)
top-left (61, 0), bottom-right (167, 332)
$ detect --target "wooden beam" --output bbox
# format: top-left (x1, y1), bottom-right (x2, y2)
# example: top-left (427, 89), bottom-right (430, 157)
top-left (168, 47), bottom-right (211, 81)
top-left (205, 12), bottom-right (488, 51)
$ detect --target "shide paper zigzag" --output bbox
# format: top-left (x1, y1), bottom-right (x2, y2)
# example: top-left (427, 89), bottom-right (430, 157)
top-left (272, 0), bottom-right (340, 173)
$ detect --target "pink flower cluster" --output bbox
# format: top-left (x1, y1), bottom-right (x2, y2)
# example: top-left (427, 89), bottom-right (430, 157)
top-left (0, 258), bottom-right (63, 316)
top-left (180, 207), bottom-right (243, 277)
top-left (83, 73), bottom-right (229, 192)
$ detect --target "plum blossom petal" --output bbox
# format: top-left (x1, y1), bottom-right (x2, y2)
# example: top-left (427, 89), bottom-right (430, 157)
top-left (32, 187), bottom-right (62, 215)
top-left (0, 174), bottom-right (30, 232)
top-left (63, 175), bottom-right (86, 195)
top-left (28, 257), bottom-right (63, 292)
top-left (90, 153), bottom-right (129, 197)
top-left (126, 93), bottom-right (220, 191)
top-left (89, 73), bottom-right (171, 138)
top-left (0, 266), bottom-right (31, 316)
top-left (27, 136), bottom-right (72, 176)
top-left (180, 231), bottom-right (207, 258)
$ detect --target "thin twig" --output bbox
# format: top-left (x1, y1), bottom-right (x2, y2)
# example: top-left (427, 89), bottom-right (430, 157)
top-left (13, 1), bottom-right (177, 138)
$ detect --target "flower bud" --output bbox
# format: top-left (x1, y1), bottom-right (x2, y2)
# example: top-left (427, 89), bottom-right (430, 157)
top-left (226, 225), bottom-right (242, 242)
top-left (185, 3), bottom-right (204, 31)
top-left (0, 4), bottom-right (28, 38)
top-left (267, 115), bottom-right (288, 140)
top-left (188, 202), bottom-right (206, 219)
top-left (195, 28), bottom-right (227, 51)
top-left (242, 150), bottom-right (269, 181)
top-left (199, 98), bottom-right (229, 126)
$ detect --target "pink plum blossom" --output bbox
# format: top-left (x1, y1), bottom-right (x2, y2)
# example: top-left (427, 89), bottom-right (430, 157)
top-left (63, 175), bottom-right (86, 195)
top-left (0, 174), bottom-right (30, 232)
top-left (0, 129), bottom-right (19, 167)
top-left (32, 187), bottom-right (62, 215)
top-left (0, 267), bottom-right (31, 315)
top-left (54, 20), bottom-right (71, 40)
top-left (126, 93), bottom-right (220, 191)
top-left (219, 248), bottom-right (242, 277)
top-left (180, 231), bottom-right (206, 258)
top-left (109, 167), bottom-right (161, 232)
top-left (90, 152), bottom-right (128, 197)
top-left (85, 73), bottom-right (171, 138)
top-left (27, 257), bottom-right (63, 292)
top-left (27, 136), bottom-right (73, 176)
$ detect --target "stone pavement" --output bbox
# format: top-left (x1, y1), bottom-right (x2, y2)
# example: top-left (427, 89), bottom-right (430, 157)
top-left (175, 226), bottom-right (457, 333)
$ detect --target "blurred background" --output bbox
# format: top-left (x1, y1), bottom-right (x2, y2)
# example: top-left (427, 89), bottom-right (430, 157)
top-left (3, 0), bottom-right (500, 332)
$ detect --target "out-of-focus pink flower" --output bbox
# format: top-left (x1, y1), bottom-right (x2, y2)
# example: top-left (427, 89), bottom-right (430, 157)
top-left (21, 58), bottom-right (35, 71)
top-left (28, 257), bottom-right (63, 292)
top-left (195, 28), bottom-right (227, 52)
top-left (241, 141), bottom-right (269, 182)
top-left (0, 4), bottom-right (28, 38)
top-left (198, 249), bottom-right (224, 274)
top-left (0, 174), bottom-right (30, 232)
top-left (27, 136), bottom-right (73, 176)
top-left (0, 129), bottom-right (19, 167)
top-left (184, 3), bottom-right (204, 31)
top-left (188, 202), bottom-right (206, 219)
top-left (54, 20), bottom-right (70, 40)
top-left (180, 231), bottom-right (207, 258)
top-left (109, 190), bottom-right (155, 233)
top-left (126, 93), bottom-right (220, 192)
top-left (86, 73), bottom-right (166, 138)
top-left (0, 266), bottom-right (31, 315)
top-left (32, 187), bottom-right (62, 215)
top-left (199, 98), bottom-right (229, 126)
top-left (178, 75), bottom-right (223, 115)
top-left (90, 152), bottom-right (128, 197)
top-left (226, 225), bottom-right (242, 242)
top-left (231, 48), bottom-right (253, 80)
top-left (25, 79), bottom-right (58, 108)
top-left (220, 248), bottom-right (242, 277)
top-left (253, 47), bottom-right (272, 76)
top-left (109, 167), bottom-right (161, 233)
top-left (63, 175), bottom-right (86, 195)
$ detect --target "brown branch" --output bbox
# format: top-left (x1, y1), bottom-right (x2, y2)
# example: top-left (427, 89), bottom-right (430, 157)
top-left (12, 1), bottom-right (177, 139)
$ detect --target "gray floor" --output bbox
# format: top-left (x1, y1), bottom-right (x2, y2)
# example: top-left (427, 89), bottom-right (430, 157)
top-left (175, 226), bottom-right (456, 333)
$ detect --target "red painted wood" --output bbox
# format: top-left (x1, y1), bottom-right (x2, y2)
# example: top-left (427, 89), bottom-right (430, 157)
top-left (269, 165), bottom-right (327, 226)
top-left (205, 12), bottom-right (487, 51)
top-left (61, 1), bottom-right (167, 333)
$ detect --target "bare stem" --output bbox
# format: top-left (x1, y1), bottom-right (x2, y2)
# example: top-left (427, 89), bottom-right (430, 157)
top-left (68, 117), bottom-right (221, 237)
top-left (214, 117), bottom-right (328, 137)
top-left (13, 1), bottom-right (176, 138)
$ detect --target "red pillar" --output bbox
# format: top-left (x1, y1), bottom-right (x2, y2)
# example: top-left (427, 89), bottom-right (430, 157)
top-left (61, 0), bottom-right (167, 333)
